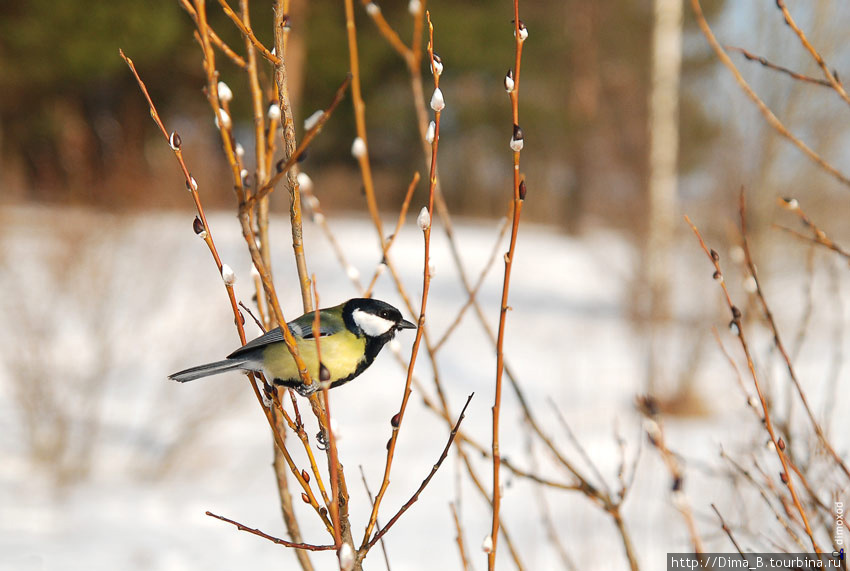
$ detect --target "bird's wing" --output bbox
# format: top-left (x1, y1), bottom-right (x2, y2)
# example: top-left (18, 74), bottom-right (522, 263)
top-left (227, 308), bottom-right (346, 359)
top-left (227, 327), bottom-right (285, 359)
top-left (286, 308), bottom-right (345, 339)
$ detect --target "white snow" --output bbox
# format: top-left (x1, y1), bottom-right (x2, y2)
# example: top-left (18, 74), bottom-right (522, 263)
top-left (0, 205), bottom-right (846, 571)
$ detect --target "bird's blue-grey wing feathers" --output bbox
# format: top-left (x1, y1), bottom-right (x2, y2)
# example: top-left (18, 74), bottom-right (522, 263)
top-left (226, 308), bottom-right (344, 359)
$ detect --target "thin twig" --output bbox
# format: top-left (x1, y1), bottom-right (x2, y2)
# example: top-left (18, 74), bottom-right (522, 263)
top-left (357, 15), bottom-right (441, 562)
top-left (725, 46), bottom-right (831, 87)
top-left (178, 0), bottom-right (247, 68)
top-left (363, 172), bottom-right (420, 297)
top-left (739, 191), bottom-right (850, 482)
top-left (434, 216), bottom-right (511, 351)
top-left (206, 511), bottom-right (336, 550)
top-left (636, 396), bottom-right (705, 554)
top-left (216, 0), bottom-right (280, 64)
top-left (249, 74), bottom-right (352, 206)
top-left (773, 0), bottom-right (850, 107)
top-left (490, 3), bottom-right (526, 567)
top-left (359, 466), bottom-right (392, 571)
top-left (690, 0), bottom-right (850, 188)
top-left (343, 0), bottom-right (385, 244)
top-left (685, 214), bottom-right (821, 553)
top-left (710, 504), bottom-right (746, 558)
top-left (368, 393), bottom-right (474, 549)
top-left (450, 502), bottom-right (472, 571)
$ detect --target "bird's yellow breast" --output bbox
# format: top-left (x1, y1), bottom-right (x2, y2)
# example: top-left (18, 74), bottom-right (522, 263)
top-left (261, 330), bottom-right (367, 385)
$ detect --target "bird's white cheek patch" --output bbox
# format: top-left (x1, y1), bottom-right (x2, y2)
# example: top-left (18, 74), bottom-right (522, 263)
top-left (352, 309), bottom-right (395, 337)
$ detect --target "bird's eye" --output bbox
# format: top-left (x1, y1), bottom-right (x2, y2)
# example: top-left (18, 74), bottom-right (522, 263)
top-left (379, 310), bottom-right (390, 318)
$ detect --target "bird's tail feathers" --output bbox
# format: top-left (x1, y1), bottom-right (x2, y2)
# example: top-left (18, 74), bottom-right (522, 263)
top-left (168, 358), bottom-right (250, 383)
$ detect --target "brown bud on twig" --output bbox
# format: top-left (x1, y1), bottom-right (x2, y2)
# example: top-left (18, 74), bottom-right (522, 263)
top-left (510, 124), bottom-right (524, 152)
top-left (518, 180), bottom-right (527, 200)
top-left (712, 270), bottom-right (722, 281)
top-left (710, 249), bottom-right (720, 262)
top-left (731, 306), bottom-right (742, 320)
top-left (513, 19), bottom-right (528, 41)
top-left (780, 197), bottom-right (799, 210)
top-left (276, 158), bottom-right (286, 173)
top-left (391, 412), bottom-right (401, 427)
top-left (193, 216), bottom-right (205, 235)
top-left (431, 53), bottom-right (443, 76)
top-left (301, 492), bottom-right (310, 503)
top-left (780, 471), bottom-right (789, 484)
top-left (319, 506), bottom-right (328, 517)
top-left (169, 131), bottom-right (182, 150)
top-left (777, 437), bottom-right (786, 451)
top-left (302, 469), bottom-right (310, 483)
top-left (386, 438), bottom-right (392, 450)
top-left (672, 475), bottom-right (683, 492)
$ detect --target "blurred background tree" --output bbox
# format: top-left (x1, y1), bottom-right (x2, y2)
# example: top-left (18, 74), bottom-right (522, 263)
top-left (0, 0), bottom-right (726, 236)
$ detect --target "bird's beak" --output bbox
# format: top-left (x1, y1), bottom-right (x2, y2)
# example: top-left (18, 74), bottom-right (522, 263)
top-left (398, 319), bottom-right (417, 330)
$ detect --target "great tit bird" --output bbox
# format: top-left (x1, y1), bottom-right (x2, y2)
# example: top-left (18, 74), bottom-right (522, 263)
top-left (169, 298), bottom-right (416, 395)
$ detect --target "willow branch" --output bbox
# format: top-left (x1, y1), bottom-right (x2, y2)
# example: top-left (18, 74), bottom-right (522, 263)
top-left (690, 0), bottom-right (850, 188)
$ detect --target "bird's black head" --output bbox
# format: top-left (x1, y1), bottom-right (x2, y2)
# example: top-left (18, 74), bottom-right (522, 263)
top-left (343, 298), bottom-right (417, 340)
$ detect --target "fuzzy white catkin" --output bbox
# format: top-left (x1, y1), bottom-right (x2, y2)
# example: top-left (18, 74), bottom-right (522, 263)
top-left (267, 103), bottom-right (281, 121)
top-left (216, 109), bottom-right (231, 130)
top-left (504, 72), bottom-right (515, 93)
top-left (330, 417), bottom-right (342, 441)
top-left (510, 136), bottom-right (524, 152)
top-left (417, 206), bottom-right (431, 230)
top-left (346, 265), bottom-right (361, 281)
top-left (188, 176), bottom-right (198, 192)
top-left (338, 544), bottom-right (354, 571)
top-left (221, 264), bottom-right (236, 286)
top-left (235, 142), bottom-right (245, 158)
top-left (432, 58), bottom-right (443, 76)
top-left (516, 25), bottom-right (529, 41)
top-left (425, 121), bottom-right (436, 144)
top-left (430, 88), bottom-right (445, 112)
top-left (217, 81), bottom-right (233, 103)
top-left (366, 2), bottom-right (380, 16)
top-left (296, 172), bottom-right (314, 193)
top-left (729, 246), bottom-right (745, 264)
top-left (351, 137), bottom-right (367, 159)
top-left (643, 418), bottom-right (661, 443)
top-left (304, 109), bottom-right (324, 131)
top-left (408, 0), bottom-right (421, 15)
top-left (481, 535), bottom-right (494, 554)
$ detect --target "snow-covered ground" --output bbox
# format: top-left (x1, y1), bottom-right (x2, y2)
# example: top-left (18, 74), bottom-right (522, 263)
top-left (0, 205), bottom-right (846, 570)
